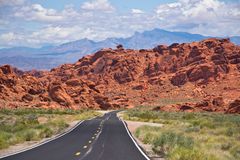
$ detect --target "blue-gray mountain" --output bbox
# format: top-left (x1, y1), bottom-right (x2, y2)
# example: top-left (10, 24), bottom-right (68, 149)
top-left (0, 29), bottom-right (239, 70)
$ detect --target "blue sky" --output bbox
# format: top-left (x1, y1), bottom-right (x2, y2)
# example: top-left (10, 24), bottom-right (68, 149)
top-left (30, 0), bottom-right (176, 11)
top-left (27, 0), bottom-right (239, 11)
top-left (0, 0), bottom-right (239, 48)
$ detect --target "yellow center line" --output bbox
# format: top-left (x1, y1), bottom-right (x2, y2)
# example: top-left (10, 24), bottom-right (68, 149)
top-left (83, 145), bottom-right (88, 149)
top-left (75, 152), bottom-right (81, 156)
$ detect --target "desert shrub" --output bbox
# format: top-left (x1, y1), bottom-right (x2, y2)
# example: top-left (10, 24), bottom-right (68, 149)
top-left (230, 145), bottom-right (240, 159)
top-left (135, 125), bottom-right (160, 144)
top-left (169, 147), bottom-right (217, 160)
top-left (8, 135), bottom-right (24, 146)
top-left (199, 120), bottom-right (216, 129)
top-left (124, 109), bottom-right (240, 160)
top-left (39, 127), bottom-right (53, 138)
top-left (189, 120), bottom-right (201, 127)
top-left (0, 132), bottom-right (11, 149)
top-left (225, 128), bottom-right (234, 137)
top-left (135, 128), bottom-right (141, 138)
top-left (221, 143), bottom-right (232, 151)
top-left (182, 113), bottom-right (196, 120)
top-left (22, 129), bottom-right (37, 141)
top-left (142, 132), bottom-right (156, 144)
top-left (152, 131), bottom-right (194, 155)
top-left (185, 126), bottom-right (200, 133)
top-left (0, 108), bottom-right (99, 150)
top-left (54, 120), bottom-right (69, 132)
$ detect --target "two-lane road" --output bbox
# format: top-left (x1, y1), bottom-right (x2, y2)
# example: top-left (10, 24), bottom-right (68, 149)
top-left (1, 111), bottom-right (149, 160)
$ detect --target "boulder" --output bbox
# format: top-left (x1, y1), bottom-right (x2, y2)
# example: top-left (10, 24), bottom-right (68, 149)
top-left (212, 97), bottom-right (224, 107)
top-left (22, 94), bottom-right (33, 102)
top-left (171, 72), bottom-right (188, 86)
top-left (187, 65), bottom-right (215, 82)
top-left (226, 99), bottom-right (240, 114)
top-left (49, 84), bottom-right (73, 106)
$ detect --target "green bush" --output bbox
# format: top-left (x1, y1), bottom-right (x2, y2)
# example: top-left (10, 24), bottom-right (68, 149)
top-left (124, 109), bottom-right (240, 160)
top-left (0, 132), bottom-right (11, 149)
top-left (39, 127), bottom-right (54, 138)
top-left (225, 128), bottom-right (234, 137)
top-left (169, 147), bottom-right (217, 160)
top-left (182, 113), bottom-right (196, 120)
top-left (0, 108), bottom-right (99, 150)
top-left (135, 128), bottom-right (141, 138)
top-left (23, 130), bottom-right (37, 141)
top-left (185, 126), bottom-right (200, 133)
top-left (221, 143), bottom-right (232, 151)
top-left (142, 132), bottom-right (155, 144)
top-left (54, 120), bottom-right (69, 132)
top-left (152, 131), bottom-right (194, 155)
top-left (230, 145), bottom-right (240, 159)
top-left (135, 125), bottom-right (160, 144)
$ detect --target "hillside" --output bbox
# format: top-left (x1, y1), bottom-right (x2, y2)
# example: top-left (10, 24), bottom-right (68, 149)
top-left (0, 38), bottom-right (239, 113)
top-left (0, 29), bottom-right (239, 70)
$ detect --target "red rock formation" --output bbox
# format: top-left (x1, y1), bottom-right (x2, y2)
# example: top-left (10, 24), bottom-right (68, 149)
top-left (226, 99), bottom-right (240, 114)
top-left (0, 38), bottom-right (240, 113)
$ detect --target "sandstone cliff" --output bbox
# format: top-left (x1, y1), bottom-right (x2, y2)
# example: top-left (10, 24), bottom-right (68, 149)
top-left (0, 38), bottom-right (239, 113)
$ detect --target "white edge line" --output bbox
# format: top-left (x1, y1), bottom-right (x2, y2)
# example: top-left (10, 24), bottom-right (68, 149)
top-left (0, 116), bottom-right (96, 159)
top-left (121, 120), bottom-right (150, 160)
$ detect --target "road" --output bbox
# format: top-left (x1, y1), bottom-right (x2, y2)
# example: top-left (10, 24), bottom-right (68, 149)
top-left (1, 111), bottom-right (149, 160)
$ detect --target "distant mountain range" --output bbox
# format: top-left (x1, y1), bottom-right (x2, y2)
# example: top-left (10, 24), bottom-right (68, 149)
top-left (0, 28), bottom-right (239, 70)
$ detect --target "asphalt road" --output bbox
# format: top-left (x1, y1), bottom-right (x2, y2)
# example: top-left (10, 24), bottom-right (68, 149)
top-left (1, 111), bottom-right (149, 160)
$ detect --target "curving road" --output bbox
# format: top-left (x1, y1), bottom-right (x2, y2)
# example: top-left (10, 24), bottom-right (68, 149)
top-left (1, 111), bottom-right (149, 160)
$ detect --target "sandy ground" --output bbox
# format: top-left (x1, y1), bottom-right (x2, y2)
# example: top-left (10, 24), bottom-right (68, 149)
top-left (0, 120), bottom-right (79, 158)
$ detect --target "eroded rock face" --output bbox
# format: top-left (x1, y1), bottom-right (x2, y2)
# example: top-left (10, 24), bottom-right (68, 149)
top-left (22, 94), bottom-right (33, 102)
top-left (171, 72), bottom-right (187, 86)
top-left (212, 97), bottom-right (225, 107)
top-left (0, 38), bottom-right (240, 113)
top-left (49, 83), bottom-right (73, 106)
top-left (227, 99), bottom-right (240, 114)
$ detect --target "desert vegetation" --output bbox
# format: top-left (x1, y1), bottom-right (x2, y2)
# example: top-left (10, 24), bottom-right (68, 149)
top-left (0, 108), bottom-right (100, 150)
top-left (124, 108), bottom-right (240, 160)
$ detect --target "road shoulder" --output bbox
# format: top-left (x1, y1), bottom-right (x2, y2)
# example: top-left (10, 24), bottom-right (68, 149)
top-left (118, 112), bottom-right (165, 160)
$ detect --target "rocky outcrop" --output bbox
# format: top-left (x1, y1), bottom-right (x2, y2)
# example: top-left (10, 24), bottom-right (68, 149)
top-left (226, 99), bottom-right (240, 114)
top-left (49, 83), bottom-right (73, 106)
top-left (0, 38), bottom-right (240, 113)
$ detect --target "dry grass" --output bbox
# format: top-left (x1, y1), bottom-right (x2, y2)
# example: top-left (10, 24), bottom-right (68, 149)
top-left (124, 109), bottom-right (240, 160)
top-left (0, 108), bottom-right (101, 150)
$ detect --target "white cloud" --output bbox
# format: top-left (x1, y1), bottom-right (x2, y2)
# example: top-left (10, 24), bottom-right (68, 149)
top-left (14, 4), bottom-right (64, 22)
top-left (0, 0), bottom-right (24, 6)
top-left (30, 26), bottom-right (80, 41)
top-left (155, 0), bottom-right (240, 36)
top-left (28, 25), bottom-right (129, 45)
top-left (131, 9), bottom-right (144, 14)
top-left (81, 0), bottom-right (114, 12)
top-left (0, 32), bottom-right (16, 42)
top-left (0, 0), bottom-right (239, 48)
top-left (0, 32), bottom-right (24, 47)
